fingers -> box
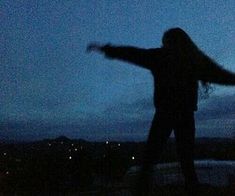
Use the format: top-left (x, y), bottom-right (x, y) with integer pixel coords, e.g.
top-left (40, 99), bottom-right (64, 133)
top-left (86, 42), bottom-right (103, 53)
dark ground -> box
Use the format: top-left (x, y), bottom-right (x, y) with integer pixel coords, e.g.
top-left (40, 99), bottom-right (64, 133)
top-left (0, 136), bottom-right (234, 195)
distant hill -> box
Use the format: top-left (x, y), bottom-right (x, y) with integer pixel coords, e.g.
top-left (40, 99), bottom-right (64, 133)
top-left (1, 135), bottom-right (234, 144)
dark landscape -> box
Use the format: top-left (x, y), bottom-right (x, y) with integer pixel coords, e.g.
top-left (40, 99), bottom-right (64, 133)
top-left (1, 136), bottom-right (235, 195)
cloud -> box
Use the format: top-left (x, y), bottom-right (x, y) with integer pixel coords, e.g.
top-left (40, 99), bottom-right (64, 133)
top-left (2, 94), bottom-right (235, 141)
top-left (0, 96), bottom-right (155, 141)
top-left (104, 97), bottom-right (155, 120)
top-left (195, 94), bottom-right (235, 137)
top-left (196, 94), bottom-right (235, 120)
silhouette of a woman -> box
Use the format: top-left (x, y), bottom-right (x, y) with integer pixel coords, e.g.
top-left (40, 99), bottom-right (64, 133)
top-left (87, 28), bottom-right (235, 195)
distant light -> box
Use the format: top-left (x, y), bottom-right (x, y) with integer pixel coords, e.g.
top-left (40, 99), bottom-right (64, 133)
top-left (61, 142), bottom-right (64, 144)
top-left (71, 143), bottom-right (74, 146)
top-left (48, 143), bottom-right (51, 146)
top-left (118, 143), bottom-right (121, 146)
top-left (103, 154), bottom-right (106, 158)
top-left (6, 171), bottom-right (9, 175)
top-left (80, 146), bottom-right (83, 150)
top-left (3, 153), bottom-right (7, 156)
top-left (74, 148), bottom-right (78, 151)
top-left (132, 156), bottom-right (135, 160)
top-left (106, 141), bottom-right (109, 145)
top-left (68, 149), bottom-right (71, 152)
top-left (69, 156), bottom-right (72, 160)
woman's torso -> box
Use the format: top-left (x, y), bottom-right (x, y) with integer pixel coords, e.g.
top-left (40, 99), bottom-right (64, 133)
top-left (150, 49), bottom-right (198, 112)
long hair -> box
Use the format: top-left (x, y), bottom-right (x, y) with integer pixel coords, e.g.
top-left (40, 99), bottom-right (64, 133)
top-left (162, 27), bottom-right (214, 98)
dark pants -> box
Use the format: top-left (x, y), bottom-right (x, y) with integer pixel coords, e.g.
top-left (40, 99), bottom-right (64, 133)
top-left (136, 111), bottom-right (199, 195)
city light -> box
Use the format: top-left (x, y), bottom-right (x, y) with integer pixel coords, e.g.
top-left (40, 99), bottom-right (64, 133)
top-left (6, 171), bottom-right (9, 175)
top-left (132, 156), bottom-right (135, 160)
top-left (106, 141), bottom-right (109, 145)
top-left (71, 143), bottom-right (74, 146)
top-left (69, 156), bottom-right (72, 160)
top-left (118, 143), bottom-right (121, 146)
top-left (3, 152), bottom-right (7, 156)
top-left (48, 143), bottom-right (51, 146)
top-left (74, 148), bottom-right (78, 151)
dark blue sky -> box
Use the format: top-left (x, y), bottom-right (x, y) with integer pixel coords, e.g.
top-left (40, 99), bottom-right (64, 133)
top-left (1, 0), bottom-right (235, 141)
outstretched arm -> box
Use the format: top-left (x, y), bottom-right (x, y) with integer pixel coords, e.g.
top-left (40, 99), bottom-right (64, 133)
top-left (87, 43), bottom-right (158, 69)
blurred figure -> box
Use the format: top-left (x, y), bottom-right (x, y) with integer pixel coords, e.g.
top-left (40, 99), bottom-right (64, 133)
top-left (87, 27), bottom-right (235, 195)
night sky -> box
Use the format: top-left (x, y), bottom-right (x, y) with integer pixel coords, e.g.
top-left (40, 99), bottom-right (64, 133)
top-left (1, 0), bottom-right (235, 141)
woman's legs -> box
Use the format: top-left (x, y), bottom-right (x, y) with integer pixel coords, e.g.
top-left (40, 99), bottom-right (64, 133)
top-left (136, 112), bottom-right (173, 196)
top-left (174, 112), bottom-right (199, 195)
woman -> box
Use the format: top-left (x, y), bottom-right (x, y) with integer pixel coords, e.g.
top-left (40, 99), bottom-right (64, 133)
top-left (87, 27), bottom-right (235, 195)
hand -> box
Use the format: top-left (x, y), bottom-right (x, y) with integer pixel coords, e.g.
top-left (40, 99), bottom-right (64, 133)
top-left (86, 42), bottom-right (103, 53)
